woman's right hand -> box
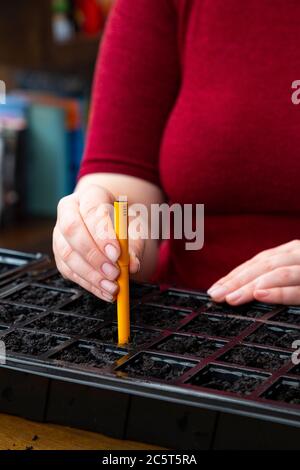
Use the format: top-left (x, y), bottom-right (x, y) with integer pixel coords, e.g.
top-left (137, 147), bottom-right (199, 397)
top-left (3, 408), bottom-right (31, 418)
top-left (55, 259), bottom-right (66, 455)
top-left (53, 184), bottom-right (143, 302)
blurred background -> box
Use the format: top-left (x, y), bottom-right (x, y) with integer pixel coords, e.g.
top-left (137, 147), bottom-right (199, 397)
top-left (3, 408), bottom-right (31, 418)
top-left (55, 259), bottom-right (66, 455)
top-left (0, 0), bottom-right (114, 255)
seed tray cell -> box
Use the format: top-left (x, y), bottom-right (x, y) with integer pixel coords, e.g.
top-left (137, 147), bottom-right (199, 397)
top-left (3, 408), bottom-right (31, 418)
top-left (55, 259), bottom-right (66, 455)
top-left (26, 311), bottom-right (102, 337)
top-left (50, 340), bottom-right (127, 370)
top-left (0, 303), bottom-right (43, 326)
top-left (203, 301), bottom-right (273, 319)
top-left (61, 293), bottom-right (114, 319)
top-left (146, 289), bottom-right (207, 311)
top-left (188, 365), bottom-right (268, 396)
top-left (87, 322), bottom-right (162, 348)
top-left (271, 308), bottom-right (300, 326)
top-left (131, 303), bottom-right (189, 329)
top-left (117, 352), bottom-right (197, 382)
top-left (246, 324), bottom-right (300, 349)
top-left (219, 345), bottom-right (290, 372)
top-left (1, 259), bottom-right (300, 449)
top-left (262, 378), bottom-right (300, 405)
top-left (1, 283), bottom-right (78, 310)
top-left (181, 312), bottom-right (252, 338)
top-left (43, 272), bottom-right (77, 289)
top-left (0, 249), bottom-right (47, 283)
top-left (1, 328), bottom-right (68, 357)
top-left (154, 333), bottom-right (226, 360)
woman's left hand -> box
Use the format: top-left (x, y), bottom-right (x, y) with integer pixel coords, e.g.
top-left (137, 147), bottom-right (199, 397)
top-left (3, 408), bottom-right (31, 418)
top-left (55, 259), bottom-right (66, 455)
top-left (207, 240), bottom-right (300, 306)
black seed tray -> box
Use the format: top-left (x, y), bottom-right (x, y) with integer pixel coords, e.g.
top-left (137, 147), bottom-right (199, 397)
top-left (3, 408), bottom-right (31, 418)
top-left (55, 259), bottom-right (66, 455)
top-left (0, 249), bottom-right (48, 287)
top-left (0, 263), bottom-right (300, 449)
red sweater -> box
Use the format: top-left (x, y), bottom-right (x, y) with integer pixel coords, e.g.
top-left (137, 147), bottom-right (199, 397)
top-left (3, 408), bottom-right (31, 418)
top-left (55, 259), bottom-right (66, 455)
top-left (79, 0), bottom-right (300, 290)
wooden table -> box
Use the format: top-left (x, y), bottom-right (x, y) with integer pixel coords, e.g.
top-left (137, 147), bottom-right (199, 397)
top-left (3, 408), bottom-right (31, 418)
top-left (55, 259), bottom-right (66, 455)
top-left (0, 413), bottom-right (163, 450)
top-left (0, 218), bottom-right (164, 450)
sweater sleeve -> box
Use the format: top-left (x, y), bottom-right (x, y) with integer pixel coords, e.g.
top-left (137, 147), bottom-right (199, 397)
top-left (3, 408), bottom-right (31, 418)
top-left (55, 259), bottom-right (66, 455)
top-left (78, 0), bottom-right (180, 187)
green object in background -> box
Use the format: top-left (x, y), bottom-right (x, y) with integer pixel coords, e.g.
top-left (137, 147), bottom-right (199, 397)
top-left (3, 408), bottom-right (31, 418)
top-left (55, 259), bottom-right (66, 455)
top-left (27, 104), bottom-right (70, 217)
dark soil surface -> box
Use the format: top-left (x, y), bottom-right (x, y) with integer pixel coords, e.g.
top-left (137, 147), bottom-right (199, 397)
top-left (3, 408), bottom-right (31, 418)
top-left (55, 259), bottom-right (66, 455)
top-left (88, 323), bottom-right (161, 347)
top-left (121, 353), bottom-right (194, 381)
top-left (0, 263), bottom-right (16, 274)
top-left (130, 283), bottom-right (158, 300)
top-left (156, 334), bottom-right (223, 359)
top-left (247, 325), bottom-right (300, 349)
top-left (0, 304), bottom-right (40, 326)
top-left (132, 304), bottom-right (188, 329)
top-left (220, 345), bottom-right (288, 371)
top-left (148, 291), bottom-right (205, 310)
top-left (265, 382), bottom-right (300, 405)
top-left (27, 312), bottom-right (100, 336)
top-left (3, 330), bottom-right (64, 356)
top-left (53, 342), bottom-right (125, 368)
top-left (6, 285), bottom-right (73, 309)
top-left (182, 314), bottom-right (251, 338)
top-left (204, 302), bottom-right (267, 319)
top-left (190, 367), bottom-right (264, 396)
top-left (272, 309), bottom-right (300, 325)
top-left (62, 293), bottom-right (114, 319)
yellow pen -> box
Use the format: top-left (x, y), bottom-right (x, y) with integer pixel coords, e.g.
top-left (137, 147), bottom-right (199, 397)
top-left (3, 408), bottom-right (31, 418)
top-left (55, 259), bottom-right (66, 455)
top-left (114, 196), bottom-right (130, 345)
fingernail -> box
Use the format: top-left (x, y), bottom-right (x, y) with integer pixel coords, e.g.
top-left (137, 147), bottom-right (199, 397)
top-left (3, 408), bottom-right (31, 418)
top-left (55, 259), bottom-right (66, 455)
top-left (100, 279), bottom-right (118, 295)
top-left (255, 289), bottom-right (270, 298)
top-left (105, 244), bottom-right (119, 263)
top-left (102, 262), bottom-right (119, 280)
top-left (226, 290), bottom-right (243, 304)
top-left (209, 285), bottom-right (228, 299)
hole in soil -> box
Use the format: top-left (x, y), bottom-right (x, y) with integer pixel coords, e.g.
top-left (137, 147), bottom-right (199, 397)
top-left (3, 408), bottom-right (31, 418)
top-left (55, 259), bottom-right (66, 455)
top-left (204, 301), bottom-right (269, 319)
top-left (52, 341), bottom-right (126, 369)
top-left (155, 334), bottom-right (225, 359)
top-left (220, 345), bottom-right (289, 371)
top-left (88, 323), bottom-right (161, 348)
top-left (3, 329), bottom-right (67, 356)
top-left (246, 325), bottom-right (300, 349)
top-left (5, 285), bottom-right (74, 309)
top-left (271, 308), bottom-right (300, 326)
top-left (0, 304), bottom-right (42, 326)
top-left (132, 304), bottom-right (189, 329)
top-left (26, 312), bottom-right (101, 336)
top-left (62, 293), bottom-right (114, 319)
top-left (147, 290), bottom-right (207, 310)
top-left (119, 352), bottom-right (196, 381)
top-left (189, 365), bottom-right (266, 396)
top-left (181, 313), bottom-right (252, 338)
top-left (263, 378), bottom-right (300, 405)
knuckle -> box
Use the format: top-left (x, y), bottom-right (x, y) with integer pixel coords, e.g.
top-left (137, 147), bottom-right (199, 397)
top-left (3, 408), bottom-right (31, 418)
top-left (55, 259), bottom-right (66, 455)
top-left (85, 247), bottom-right (101, 266)
top-left (278, 267), bottom-right (292, 283)
top-left (263, 258), bottom-right (274, 272)
top-left (60, 215), bottom-right (79, 237)
top-left (59, 243), bottom-right (73, 263)
top-left (57, 194), bottom-right (72, 214)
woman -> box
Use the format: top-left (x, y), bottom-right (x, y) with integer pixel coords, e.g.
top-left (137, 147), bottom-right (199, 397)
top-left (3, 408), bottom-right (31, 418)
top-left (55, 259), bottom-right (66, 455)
top-left (53, 0), bottom-right (300, 306)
